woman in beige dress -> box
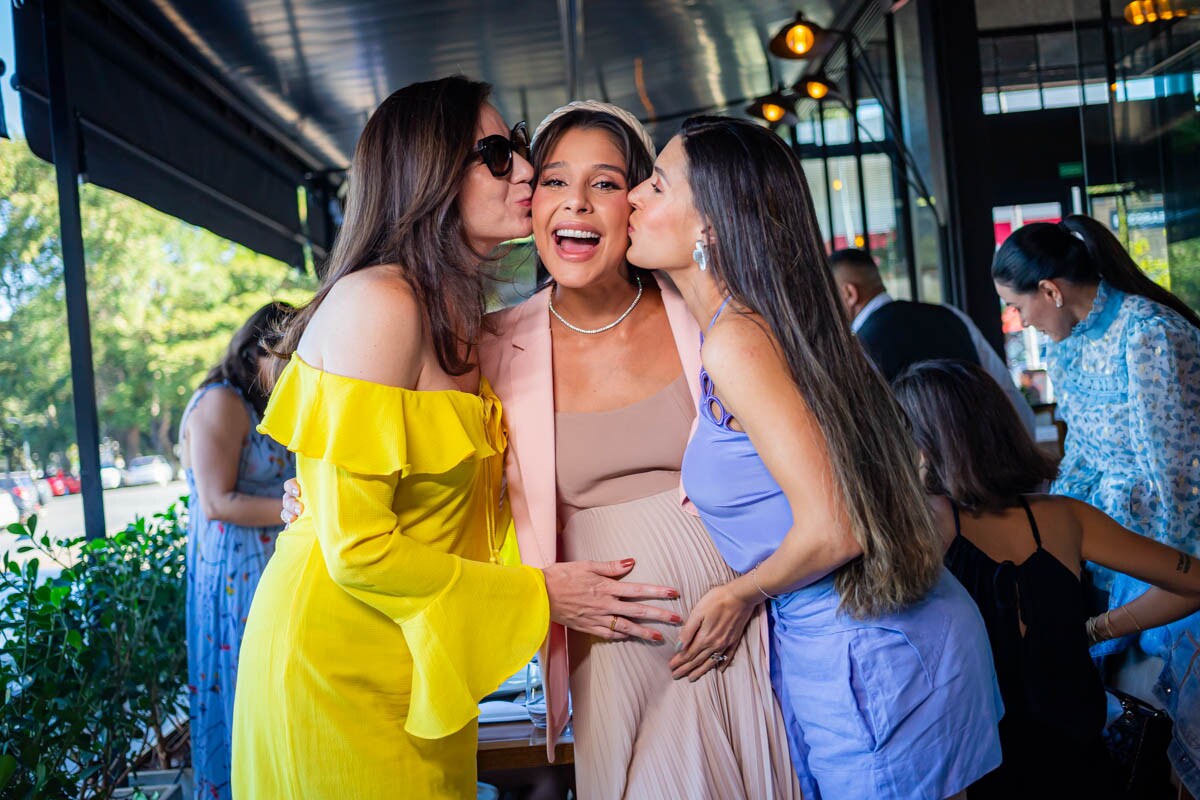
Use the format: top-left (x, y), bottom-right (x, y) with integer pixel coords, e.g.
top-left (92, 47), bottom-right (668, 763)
top-left (286, 102), bottom-right (798, 799)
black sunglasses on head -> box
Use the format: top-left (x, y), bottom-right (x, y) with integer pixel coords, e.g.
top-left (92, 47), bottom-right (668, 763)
top-left (471, 121), bottom-right (530, 178)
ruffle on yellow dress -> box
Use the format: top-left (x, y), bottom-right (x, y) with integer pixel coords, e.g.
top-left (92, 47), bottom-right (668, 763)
top-left (232, 355), bottom-right (549, 799)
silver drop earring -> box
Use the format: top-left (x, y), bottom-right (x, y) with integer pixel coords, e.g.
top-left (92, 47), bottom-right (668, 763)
top-left (693, 240), bottom-right (708, 272)
top-left (1055, 298), bottom-right (1063, 309)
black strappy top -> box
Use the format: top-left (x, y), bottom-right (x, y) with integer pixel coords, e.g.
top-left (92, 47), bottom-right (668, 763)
top-left (943, 497), bottom-right (1106, 745)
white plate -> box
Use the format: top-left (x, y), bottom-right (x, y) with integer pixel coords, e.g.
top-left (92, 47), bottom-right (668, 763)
top-left (478, 700), bottom-right (529, 724)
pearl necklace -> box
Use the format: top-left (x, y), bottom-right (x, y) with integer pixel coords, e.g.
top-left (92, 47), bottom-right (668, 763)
top-left (549, 275), bottom-right (643, 335)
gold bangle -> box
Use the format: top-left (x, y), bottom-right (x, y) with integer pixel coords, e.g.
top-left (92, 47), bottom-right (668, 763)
top-left (1119, 605), bottom-right (1143, 632)
top-left (1085, 616), bottom-right (1099, 644)
top-left (751, 565), bottom-right (778, 601)
top-left (1103, 609), bottom-right (1115, 639)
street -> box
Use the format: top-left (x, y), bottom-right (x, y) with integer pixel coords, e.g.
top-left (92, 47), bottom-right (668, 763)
top-left (37, 480), bottom-right (189, 539)
top-left (1, 481), bottom-right (189, 575)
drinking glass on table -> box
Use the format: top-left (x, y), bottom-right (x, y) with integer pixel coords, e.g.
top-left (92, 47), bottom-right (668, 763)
top-left (524, 656), bottom-right (547, 728)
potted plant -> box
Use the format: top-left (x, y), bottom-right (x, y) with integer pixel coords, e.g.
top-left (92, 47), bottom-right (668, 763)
top-left (0, 501), bottom-right (189, 798)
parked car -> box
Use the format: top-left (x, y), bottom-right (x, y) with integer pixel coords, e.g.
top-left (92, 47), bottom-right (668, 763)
top-left (122, 455), bottom-right (174, 487)
top-left (0, 491), bottom-right (19, 527)
top-left (100, 463), bottom-right (123, 490)
top-left (46, 469), bottom-right (82, 496)
top-left (0, 471), bottom-right (44, 519)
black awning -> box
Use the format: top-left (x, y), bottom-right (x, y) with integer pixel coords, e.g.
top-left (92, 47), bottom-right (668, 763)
top-left (13, 0), bottom-right (339, 267)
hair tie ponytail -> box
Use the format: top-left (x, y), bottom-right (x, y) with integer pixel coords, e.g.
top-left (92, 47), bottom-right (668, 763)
top-left (1055, 219), bottom-right (1085, 242)
top-left (1060, 215), bottom-right (1200, 331)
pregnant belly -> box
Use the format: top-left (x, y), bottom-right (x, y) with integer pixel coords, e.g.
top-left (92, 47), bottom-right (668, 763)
top-left (560, 489), bottom-right (738, 654)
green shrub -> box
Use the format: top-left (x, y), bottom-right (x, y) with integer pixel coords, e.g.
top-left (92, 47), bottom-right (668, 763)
top-left (0, 501), bottom-right (188, 799)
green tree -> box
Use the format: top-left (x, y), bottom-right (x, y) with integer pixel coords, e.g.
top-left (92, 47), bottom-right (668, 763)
top-left (0, 140), bottom-right (317, 471)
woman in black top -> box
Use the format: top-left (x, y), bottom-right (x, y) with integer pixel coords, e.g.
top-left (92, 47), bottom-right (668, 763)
top-left (893, 359), bottom-right (1200, 799)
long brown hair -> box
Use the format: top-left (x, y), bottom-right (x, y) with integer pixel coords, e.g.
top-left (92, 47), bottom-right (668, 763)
top-left (893, 359), bottom-right (1058, 513)
top-left (993, 214), bottom-right (1200, 331)
top-left (202, 301), bottom-right (295, 415)
top-left (679, 116), bottom-right (942, 618)
top-left (276, 76), bottom-right (499, 375)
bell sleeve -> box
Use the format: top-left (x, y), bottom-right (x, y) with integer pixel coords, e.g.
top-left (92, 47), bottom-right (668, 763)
top-left (258, 358), bottom-right (550, 739)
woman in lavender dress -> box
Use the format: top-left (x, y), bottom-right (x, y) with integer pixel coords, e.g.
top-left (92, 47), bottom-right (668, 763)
top-left (626, 117), bottom-right (1003, 799)
top-left (181, 302), bottom-right (295, 800)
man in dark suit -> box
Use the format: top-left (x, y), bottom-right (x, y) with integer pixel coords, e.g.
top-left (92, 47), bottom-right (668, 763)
top-left (830, 248), bottom-right (1036, 433)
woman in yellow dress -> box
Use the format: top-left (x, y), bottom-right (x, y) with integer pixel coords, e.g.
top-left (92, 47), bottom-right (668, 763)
top-left (231, 77), bottom-right (680, 799)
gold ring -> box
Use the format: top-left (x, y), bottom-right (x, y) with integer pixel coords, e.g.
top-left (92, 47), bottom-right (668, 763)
top-left (609, 616), bottom-right (619, 632)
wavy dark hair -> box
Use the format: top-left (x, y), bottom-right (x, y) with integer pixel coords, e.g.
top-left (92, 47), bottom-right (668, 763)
top-left (275, 76), bottom-right (501, 376)
top-left (893, 359), bottom-right (1058, 513)
top-left (679, 116), bottom-right (942, 618)
top-left (201, 301), bottom-right (295, 415)
top-left (993, 214), bottom-right (1200, 331)
top-left (530, 108), bottom-right (655, 290)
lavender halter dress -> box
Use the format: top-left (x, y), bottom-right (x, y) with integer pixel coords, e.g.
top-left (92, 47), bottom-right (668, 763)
top-left (680, 300), bottom-right (1004, 799)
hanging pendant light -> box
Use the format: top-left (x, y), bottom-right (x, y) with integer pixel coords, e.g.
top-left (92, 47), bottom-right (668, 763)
top-left (769, 13), bottom-right (826, 59)
top-left (746, 89), bottom-right (795, 124)
top-left (795, 75), bottom-right (838, 100)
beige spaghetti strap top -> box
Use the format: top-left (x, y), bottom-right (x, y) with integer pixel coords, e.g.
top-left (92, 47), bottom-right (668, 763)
top-left (554, 373), bottom-right (694, 524)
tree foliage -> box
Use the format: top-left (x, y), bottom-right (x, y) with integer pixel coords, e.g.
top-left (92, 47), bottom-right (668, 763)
top-left (0, 141), bottom-right (317, 470)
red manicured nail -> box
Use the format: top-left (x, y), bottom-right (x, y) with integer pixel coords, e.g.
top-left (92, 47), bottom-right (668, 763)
top-left (653, 632), bottom-right (664, 642)
top-left (670, 614), bottom-right (682, 624)
top-left (668, 590), bottom-right (680, 599)
top-left (621, 559), bottom-right (635, 568)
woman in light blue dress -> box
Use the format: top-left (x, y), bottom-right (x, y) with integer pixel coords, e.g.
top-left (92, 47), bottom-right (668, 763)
top-left (626, 117), bottom-right (1002, 799)
top-left (181, 302), bottom-right (295, 800)
top-left (994, 216), bottom-right (1200, 796)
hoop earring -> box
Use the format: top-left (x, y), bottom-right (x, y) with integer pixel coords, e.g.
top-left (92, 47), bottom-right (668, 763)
top-left (693, 240), bottom-right (708, 272)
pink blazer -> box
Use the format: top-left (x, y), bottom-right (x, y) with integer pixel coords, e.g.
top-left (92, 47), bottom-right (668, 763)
top-left (478, 272), bottom-right (702, 759)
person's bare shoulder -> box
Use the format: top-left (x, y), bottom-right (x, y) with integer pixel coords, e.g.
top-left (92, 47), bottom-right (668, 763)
top-left (190, 385), bottom-right (249, 425)
top-left (701, 312), bottom-right (788, 399)
top-left (307, 265), bottom-right (424, 388)
top-left (187, 386), bottom-right (251, 441)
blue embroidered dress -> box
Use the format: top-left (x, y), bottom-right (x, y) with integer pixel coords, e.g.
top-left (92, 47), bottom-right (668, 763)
top-left (1049, 281), bottom-right (1200, 792)
top-left (183, 382), bottom-right (294, 800)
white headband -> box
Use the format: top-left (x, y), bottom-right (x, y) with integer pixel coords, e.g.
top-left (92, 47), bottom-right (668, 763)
top-left (531, 100), bottom-right (657, 160)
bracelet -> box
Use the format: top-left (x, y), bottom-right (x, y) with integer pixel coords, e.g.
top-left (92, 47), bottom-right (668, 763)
top-left (750, 565), bottom-right (778, 601)
top-left (1103, 609), bottom-right (1115, 639)
top-left (1119, 605), bottom-right (1144, 632)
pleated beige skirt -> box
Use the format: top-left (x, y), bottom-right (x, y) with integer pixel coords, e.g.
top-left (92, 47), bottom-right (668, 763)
top-left (561, 489), bottom-right (802, 800)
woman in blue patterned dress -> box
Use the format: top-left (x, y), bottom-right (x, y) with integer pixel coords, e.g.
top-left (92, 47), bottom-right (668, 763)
top-left (994, 215), bottom-right (1200, 796)
top-left (181, 302), bottom-right (296, 800)
top-left (626, 117), bottom-right (1003, 800)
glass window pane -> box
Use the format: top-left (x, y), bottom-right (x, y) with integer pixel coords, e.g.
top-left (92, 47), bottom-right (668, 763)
top-left (1037, 31), bottom-right (1078, 69)
top-left (822, 107), bottom-right (854, 146)
top-left (994, 35), bottom-right (1039, 84)
top-left (1042, 84), bottom-right (1083, 108)
top-left (855, 101), bottom-right (886, 143)
top-left (862, 153), bottom-right (909, 299)
top-left (999, 88), bottom-right (1043, 112)
top-left (827, 156), bottom-right (863, 248)
top-left (801, 158), bottom-right (831, 248)
top-left (795, 119), bottom-right (818, 145)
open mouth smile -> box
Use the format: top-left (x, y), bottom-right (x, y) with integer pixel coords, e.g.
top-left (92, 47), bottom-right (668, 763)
top-left (552, 224), bottom-right (603, 260)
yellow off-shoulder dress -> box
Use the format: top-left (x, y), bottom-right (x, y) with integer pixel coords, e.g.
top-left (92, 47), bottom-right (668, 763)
top-left (231, 355), bottom-right (549, 799)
